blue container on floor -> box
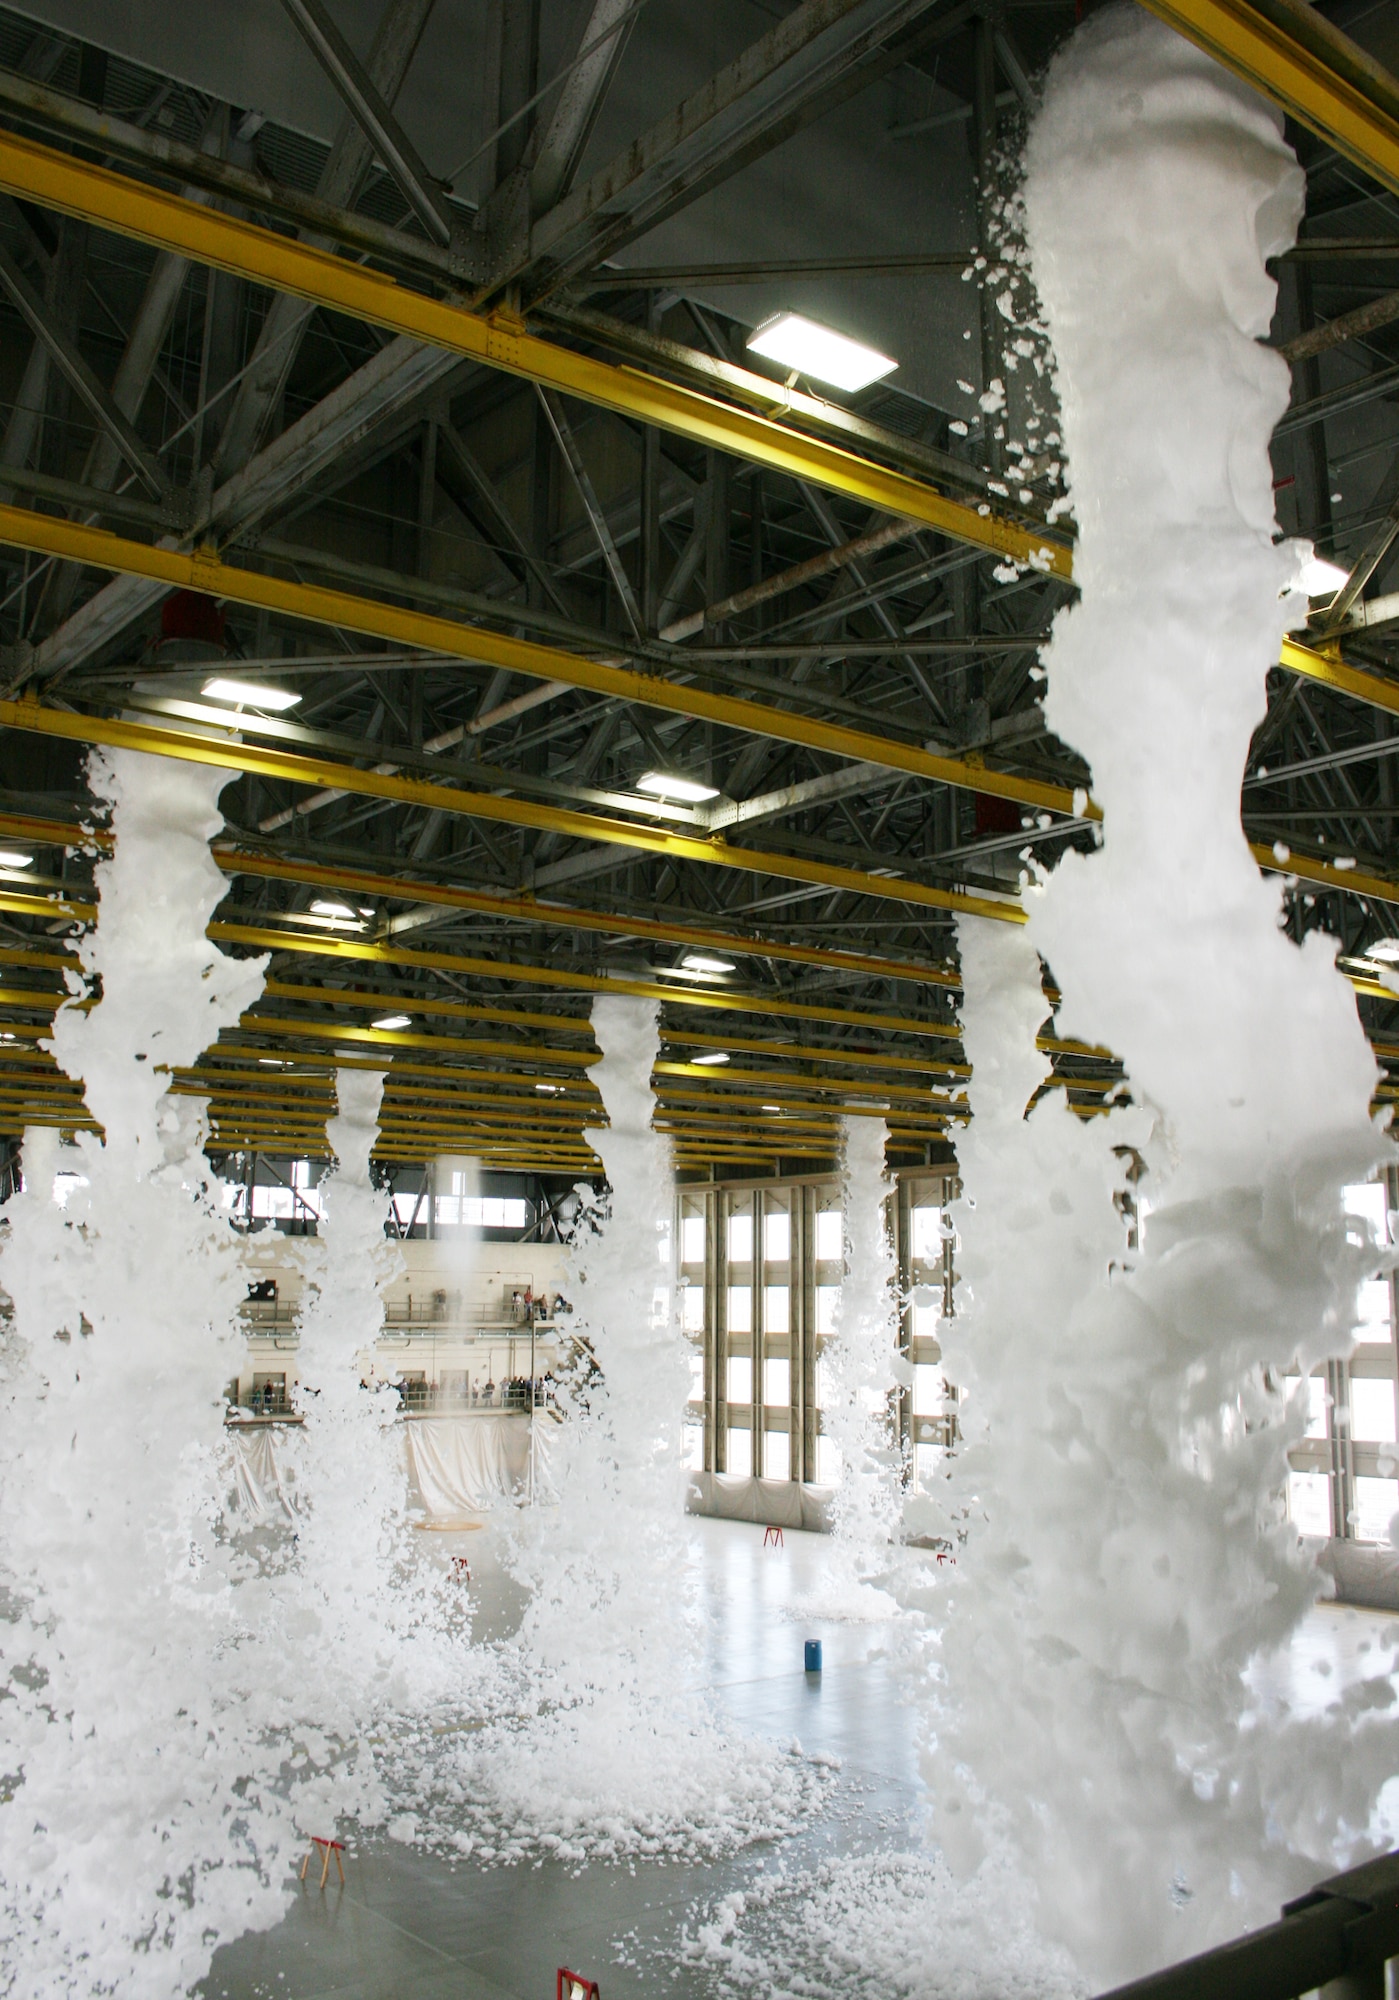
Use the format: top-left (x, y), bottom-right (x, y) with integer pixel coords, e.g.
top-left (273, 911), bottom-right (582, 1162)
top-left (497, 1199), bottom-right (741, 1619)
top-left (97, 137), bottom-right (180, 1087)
top-left (804, 1640), bottom-right (822, 1673)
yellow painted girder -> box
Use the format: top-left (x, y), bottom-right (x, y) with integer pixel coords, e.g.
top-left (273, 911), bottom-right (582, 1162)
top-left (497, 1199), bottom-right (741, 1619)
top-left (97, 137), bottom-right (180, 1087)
top-left (1138, 0), bottom-right (1399, 197)
top-left (210, 923), bottom-right (965, 1040)
top-left (195, 1092), bottom-right (595, 1129)
top-left (0, 128), bottom-right (1069, 576)
top-left (222, 849), bottom-right (964, 992)
top-left (1252, 840), bottom-right (1399, 908)
top-left (656, 1090), bottom-right (949, 1128)
top-left (0, 688), bottom-right (1028, 923)
top-left (665, 1027), bottom-right (970, 1078)
top-left (0, 884), bottom-right (91, 923)
top-left (1279, 637), bottom-right (1399, 719)
top-left (195, 1041), bottom-right (593, 1089)
top-left (0, 944), bottom-right (80, 971)
top-left (261, 980), bottom-right (595, 1038)
top-left (655, 1059), bottom-right (961, 1105)
top-left (238, 1010), bottom-right (608, 1077)
top-left (0, 813), bottom-right (966, 994)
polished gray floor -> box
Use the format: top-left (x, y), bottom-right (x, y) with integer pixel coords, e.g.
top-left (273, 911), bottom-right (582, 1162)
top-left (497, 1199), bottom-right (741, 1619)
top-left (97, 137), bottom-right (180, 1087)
top-left (201, 1520), bottom-right (1397, 2000)
top-left (202, 1517), bottom-right (923, 2000)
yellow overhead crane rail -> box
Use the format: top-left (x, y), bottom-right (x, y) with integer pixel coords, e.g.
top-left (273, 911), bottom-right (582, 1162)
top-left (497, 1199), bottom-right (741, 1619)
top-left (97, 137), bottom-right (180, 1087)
top-left (208, 924), bottom-right (966, 1041)
top-left (0, 692), bottom-right (1025, 923)
top-left (0, 921), bottom-right (971, 1047)
top-left (1280, 635), bottom-right (1399, 720)
top-left (215, 848), bottom-right (966, 991)
top-left (0, 811), bottom-right (967, 992)
top-left (1139, 0), bottom-right (1399, 197)
top-left (0, 503), bottom-right (1081, 838)
top-left (1252, 840), bottom-right (1399, 909)
top-left (0, 127), bottom-right (1070, 577)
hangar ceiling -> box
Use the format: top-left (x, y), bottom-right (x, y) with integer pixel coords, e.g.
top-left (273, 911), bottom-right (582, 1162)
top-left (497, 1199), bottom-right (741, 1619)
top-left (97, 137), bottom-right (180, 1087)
top-left (0, 0), bottom-right (1392, 1196)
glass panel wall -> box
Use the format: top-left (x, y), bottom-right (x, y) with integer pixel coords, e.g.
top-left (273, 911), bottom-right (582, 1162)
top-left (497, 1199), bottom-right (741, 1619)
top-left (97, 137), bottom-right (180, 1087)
top-left (1285, 1175), bottom-right (1399, 1546)
top-left (681, 1169), bottom-right (954, 1489)
top-left (683, 1168), bottom-right (1394, 1549)
top-left (677, 1190), bottom-right (707, 1475)
top-left (759, 1189), bottom-right (792, 1479)
top-left (903, 1174), bottom-right (957, 1496)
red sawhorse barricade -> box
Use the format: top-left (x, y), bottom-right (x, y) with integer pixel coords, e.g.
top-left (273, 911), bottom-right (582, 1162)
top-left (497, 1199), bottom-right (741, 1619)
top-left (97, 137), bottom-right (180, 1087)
top-left (300, 1837), bottom-right (345, 1888)
top-left (558, 1971), bottom-right (600, 2000)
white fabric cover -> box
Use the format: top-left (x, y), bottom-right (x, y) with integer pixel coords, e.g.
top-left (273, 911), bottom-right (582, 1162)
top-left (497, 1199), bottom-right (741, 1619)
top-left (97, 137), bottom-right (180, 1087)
top-left (687, 1470), bottom-right (831, 1533)
top-left (404, 1413), bottom-right (556, 1517)
top-left (228, 1423), bottom-right (296, 1523)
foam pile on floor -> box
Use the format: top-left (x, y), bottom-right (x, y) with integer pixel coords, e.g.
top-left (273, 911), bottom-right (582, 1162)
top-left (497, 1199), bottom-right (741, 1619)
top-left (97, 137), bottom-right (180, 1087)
top-left (918, 8), bottom-right (1398, 1983)
top-left (682, 1849), bottom-right (1084, 2000)
top-left (0, 752), bottom-right (294, 1997)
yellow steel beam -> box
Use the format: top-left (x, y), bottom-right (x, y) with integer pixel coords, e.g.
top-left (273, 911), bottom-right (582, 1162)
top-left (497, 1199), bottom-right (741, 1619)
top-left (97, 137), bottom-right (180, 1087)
top-left (211, 922), bottom-right (964, 1040)
top-left (261, 980), bottom-right (595, 1041)
top-left (0, 884), bottom-right (91, 923)
top-left (655, 1059), bottom-right (959, 1106)
top-left (200, 1108), bottom-right (594, 1141)
top-left (1251, 839), bottom-right (1399, 907)
top-left (226, 1086), bottom-right (600, 1121)
top-left (238, 1010), bottom-right (609, 1076)
top-left (0, 128), bottom-right (1068, 576)
top-left (195, 1041), bottom-right (596, 1089)
top-left (0, 810), bottom-right (965, 991)
top-left (0, 807), bottom-right (103, 851)
top-left (1138, 0), bottom-right (1399, 196)
top-left (1278, 636), bottom-right (1399, 718)
top-left (199, 1013), bottom-right (967, 1086)
top-left (182, 1062), bottom-right (952, 1122)
top-left (655, 1084), bottom-right (949, 1121)
top-left (666, 1027), bottom-right (969, 1077)
top-left (0, 944), bottom-right (80, 971)
top-left (218, 847), bottom-right (964, 991)
top-left (261, 981), bottom-right (599, 1053)
top-left (0, 687), bottom-right (1026, 924)
top-left (0, 507), bottom-right (1075, 835)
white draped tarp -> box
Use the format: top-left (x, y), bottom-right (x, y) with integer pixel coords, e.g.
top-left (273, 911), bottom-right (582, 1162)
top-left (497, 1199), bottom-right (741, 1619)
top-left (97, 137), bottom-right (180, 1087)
top-left (687, 1470), bottom-right (831, 1533)
top-left (227, 1423), bottom-right (297, 1523)
top-left (404, 1413), bottom-right (556, 1517)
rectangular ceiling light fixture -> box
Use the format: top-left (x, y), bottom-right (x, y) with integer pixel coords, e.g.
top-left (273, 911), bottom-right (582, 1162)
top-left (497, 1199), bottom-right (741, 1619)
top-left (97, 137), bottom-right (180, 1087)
top-left (0, 850), bottom-right (33, 867)
top-left (635, 771), bottom-right (719, 804)
top-left (746, 312), bottom-right (897, 392)
top-left (372, 1013), bottom-right (412, 1030)
top-left (681, 952), bottom-right (735, 974)
top-left (202, 677), bottom-right (302, 710)
top-left (1295, 556), bottom-right (1349, 598)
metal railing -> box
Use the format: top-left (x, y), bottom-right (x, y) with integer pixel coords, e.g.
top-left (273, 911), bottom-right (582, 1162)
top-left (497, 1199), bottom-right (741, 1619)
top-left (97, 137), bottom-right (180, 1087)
top-left (1097, 1851), bottom-right (1399, 2000)
top-left (397, 1379), bottom-right (556, 1415)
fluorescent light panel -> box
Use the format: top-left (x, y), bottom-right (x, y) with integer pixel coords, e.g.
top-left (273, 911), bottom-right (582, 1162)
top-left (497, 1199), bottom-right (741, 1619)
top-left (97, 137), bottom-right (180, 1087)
top-left (1296, 556), bottom-right (1349, 597)
top-left (691, 1050), bottom-right (730, 1065)
top-left (681, 952), bottom-right (734, 974)
top-left (746, 312), bottom-right (897, 392)
top-left (0, 850), bottom-right (32, 867)
top-left (635, 770), bottom-right (719, 804)
top-left (372, 1013), bottom-right (411, 1030)
top-left (202, 676), bottom-right (301, 710)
